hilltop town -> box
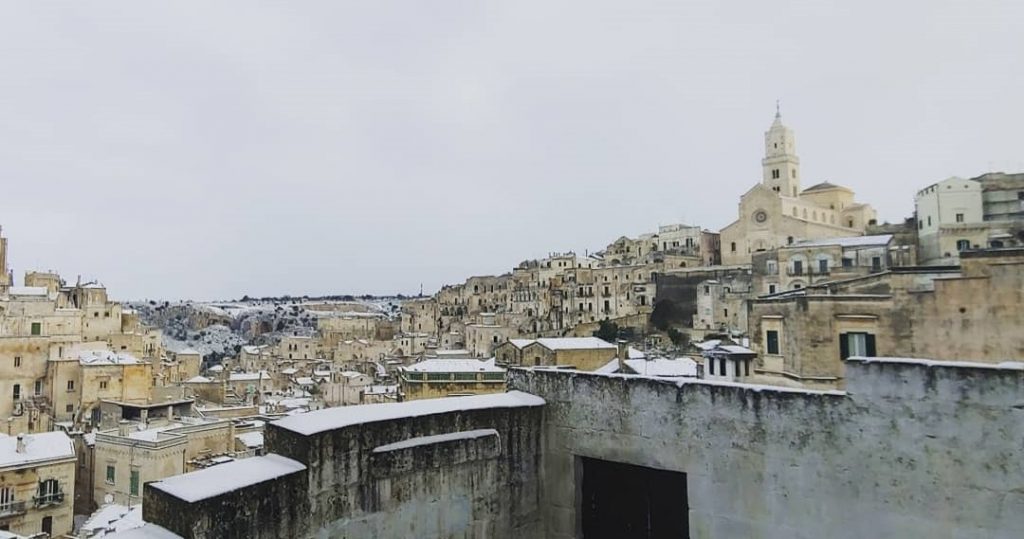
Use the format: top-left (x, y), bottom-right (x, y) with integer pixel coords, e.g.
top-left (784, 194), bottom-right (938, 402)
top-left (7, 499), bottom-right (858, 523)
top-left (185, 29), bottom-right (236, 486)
top-left (0, 111), bottom-right (1022, 538)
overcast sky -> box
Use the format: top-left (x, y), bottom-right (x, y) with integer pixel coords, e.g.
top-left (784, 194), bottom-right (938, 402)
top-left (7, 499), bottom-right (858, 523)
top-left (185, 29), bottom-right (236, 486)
top-left (0, 2), bottom-right (1020, 300)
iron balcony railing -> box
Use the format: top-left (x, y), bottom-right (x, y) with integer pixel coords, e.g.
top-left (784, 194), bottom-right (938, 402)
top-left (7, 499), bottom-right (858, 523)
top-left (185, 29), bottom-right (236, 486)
top-left (0, 500), bottom-right (27, 517)
top-left (33, 490), bottom-right (64, 508)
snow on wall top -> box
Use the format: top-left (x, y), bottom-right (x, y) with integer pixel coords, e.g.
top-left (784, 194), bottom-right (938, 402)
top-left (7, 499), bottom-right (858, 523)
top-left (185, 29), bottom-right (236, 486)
top-left (792, 234), bottom-right (893, 249)
top-left (372, 428), bottom-right (499, 453)
top-left (149, 454), bottom-right (306, 503)
top-left (273, 390), bottom-right (545, 436)
top-left (7, 286), bottom-right (48, 297)
top-left (847, 356), bottom-right (1024, 370)
top-left (624, 357), bottom-right (698, 377)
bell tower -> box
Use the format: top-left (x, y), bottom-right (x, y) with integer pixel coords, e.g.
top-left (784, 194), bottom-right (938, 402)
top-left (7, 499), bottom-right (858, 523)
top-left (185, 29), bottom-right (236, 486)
top-left (761, 103), bottom-right (801, 197)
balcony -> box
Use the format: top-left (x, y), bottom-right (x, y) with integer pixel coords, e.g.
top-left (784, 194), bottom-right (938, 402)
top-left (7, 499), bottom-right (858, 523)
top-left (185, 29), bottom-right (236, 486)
top-left (33, 491), bottom-right (64, 508)
top-left (0, 501), bottom-right (27, 518)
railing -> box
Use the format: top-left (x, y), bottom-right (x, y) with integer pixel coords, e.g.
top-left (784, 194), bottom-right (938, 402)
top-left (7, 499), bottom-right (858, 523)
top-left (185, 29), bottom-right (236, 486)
top-left (0, 500), bottom-right (27, 517)
top-left (33, 490), bottom-right (64, 508)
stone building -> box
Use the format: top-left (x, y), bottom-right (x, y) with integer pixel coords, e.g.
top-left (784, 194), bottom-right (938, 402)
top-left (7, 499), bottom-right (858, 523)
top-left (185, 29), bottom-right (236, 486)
top-left (747, 248), bottom-right (1024, 388)
top-left (89, 417), bottom-right (244, 509)
top-left (915, 172), bottom-right (1024, 264)
top-left (495, 337), bottom-right (618, 371)
top-left (399, 358), bottom-right (506, 400)
top-left (464, 313), bottom-right (514, 358)
top-left (137, 358), bottom-right (1024, 538)
top-left (720, 109), bottom-right (877, 265)
top-left (0, 431), bottom-right (76, 537)
top-left (751, 234), bottom-right (897, 294)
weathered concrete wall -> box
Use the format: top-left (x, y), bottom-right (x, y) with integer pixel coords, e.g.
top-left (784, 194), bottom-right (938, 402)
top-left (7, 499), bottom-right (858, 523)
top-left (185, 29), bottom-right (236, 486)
top-left (144, 394), bottom-right (544, 539)
top-left (509, 359), bottom-right (1024, 539)
top-left (268, 403), bottom-right (544, 538)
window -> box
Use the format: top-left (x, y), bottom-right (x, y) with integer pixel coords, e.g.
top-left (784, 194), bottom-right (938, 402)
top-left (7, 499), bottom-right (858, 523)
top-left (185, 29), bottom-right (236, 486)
top-left (730, 242), bottom-right (736, 253)
top-left (719, 358), bottom-right (727, 376)
top-left (36, 478), bottom-right (59, 506)
top-left (744, 360), bottom-right (750, 376)
top-left (99, 381), bottom-right (108, 390)
top-left (30, 323), bottom-right (40, 336)
top-left (956, 239), bottom-right (970, 251)
top-left (766, 261), bottom-right (777, 275)
top-left (34, 380), bottom-right (41, 396)
top-left (871, 256), bottom-right (882, 271)
top-left (66, 381), bottom-right (75, 392)
top-left (818, 259), bottom-right (829, 274)
top-left (13, 357), bottom-right (20, 368)
top-left (840, 332), bottom-right (877, 360)
top-left (792, 260), bottom-right (803, 275)
top-left (766, 330), bottom-right (780, 355)
top-left (772, 169), bottom-right (780, 179)
top-left (955, 213), bottom-right (964, 223)
top-left (768, 284), bottom-right (777, 294)
top-left (42, 516), bottom-right (52, 536)
top-left (704, 286), bottom-right (710, 295)
top-left (66, 404), bottom-right (73, 413)
top-left (842, 257), bottom-right (853, 268)
top-left (0, 486), bottom-right (15, 513)
top-left (927, 216), bottom-right (932, 226)
top-left (12, 384), bottom-right (20, 401)
top-left (708, 359), bottom-right (714, 375)
top-left (130, 470), bottom-right (140, 496)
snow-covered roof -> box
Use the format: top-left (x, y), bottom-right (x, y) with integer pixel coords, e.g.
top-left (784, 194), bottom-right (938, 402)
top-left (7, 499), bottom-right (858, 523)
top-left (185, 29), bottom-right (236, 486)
top-left (627, 347), bottom-right (646, 359)
top-left (507, 339), bottom-right (534, 349)
top-left (229, 371), bottom-right (269, 382)
top-left (279, 368), bottom-right (298, 375)
top-left (101, 523), bottom-right (181, 539)
top-left (340, 371), bottom-right (366, 378)
top-left (80, 504), bottom-right (143, 537)
top-left (405, 358), bottom-right (504, 373)
top-left (719, 345), bottom-right (755, 355)
top-left (241, 345), bottom-right (266, 355)
top-left (534, 337), bottom-right (616, 351)
top-left (184, 376), bottom-right (212, 383)
top-left (791, 234), bottom-right (893, 249)
top-left (594, 358), bottom-right (621, 374)
top-left (693, 339), bottom-right (722, 351)
top-left (7, 286), bottom-right (48, 297)
top-left (208, 365), bottom-right (224, 372)
top-left (294, 377), bottom-right (316, 386)
top-left (176, 348), bottom-right (201, 356)
top-left (236, 431), bottom-right (264, 448)
top-left (149, 454), bottom-right (306, 503)
top-left (273, 390), bottom-right (545, 436)
top-left (0, 432), bottom-right (75, 469)
top-left (624, 358), bottom-right (698, 377)
top-left (79, 350), bottom-right (144, 366)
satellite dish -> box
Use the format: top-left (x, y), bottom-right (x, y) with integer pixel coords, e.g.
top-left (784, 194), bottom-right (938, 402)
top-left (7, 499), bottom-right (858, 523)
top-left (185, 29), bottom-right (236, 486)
top-left (104, 494), bottom-right (114, 504)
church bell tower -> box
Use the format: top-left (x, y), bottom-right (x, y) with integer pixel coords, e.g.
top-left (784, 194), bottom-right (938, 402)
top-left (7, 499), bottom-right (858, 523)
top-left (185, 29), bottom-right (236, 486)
top-left (761, 103), bottom-right (801, 197)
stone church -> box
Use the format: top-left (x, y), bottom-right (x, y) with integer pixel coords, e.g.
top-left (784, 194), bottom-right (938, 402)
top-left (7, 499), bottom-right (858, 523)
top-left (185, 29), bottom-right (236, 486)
top-left (720, 109), bottom-right (876, 265)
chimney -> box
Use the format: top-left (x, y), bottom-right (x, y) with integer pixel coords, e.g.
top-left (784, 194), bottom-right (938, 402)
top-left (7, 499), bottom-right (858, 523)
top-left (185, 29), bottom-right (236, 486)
top-left (616, 339), bottom-right (628, 372)
top-left (118, 420), bottom-right (130, 437)
top-left (15, 433), bottom-right (25, 454)
top-left (166, 404), bottom-right (174, 421)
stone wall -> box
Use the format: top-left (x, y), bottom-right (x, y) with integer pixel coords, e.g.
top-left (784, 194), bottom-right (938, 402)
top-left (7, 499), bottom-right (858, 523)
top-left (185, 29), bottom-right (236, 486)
top-left (143, 392), bottom-right (544, 538)
top-left (509, 359), bottom-right (1024, 538)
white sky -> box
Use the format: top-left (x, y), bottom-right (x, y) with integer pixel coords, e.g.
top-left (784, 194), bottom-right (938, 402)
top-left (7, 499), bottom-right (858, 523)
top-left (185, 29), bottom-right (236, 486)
top-left (0, 2), bottom-right (1020, 300)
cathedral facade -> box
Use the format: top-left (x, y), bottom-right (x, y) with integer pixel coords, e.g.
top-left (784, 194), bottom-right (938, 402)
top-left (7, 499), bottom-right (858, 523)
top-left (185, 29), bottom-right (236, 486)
top-left (720, 110), bottom-right (877, 265)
